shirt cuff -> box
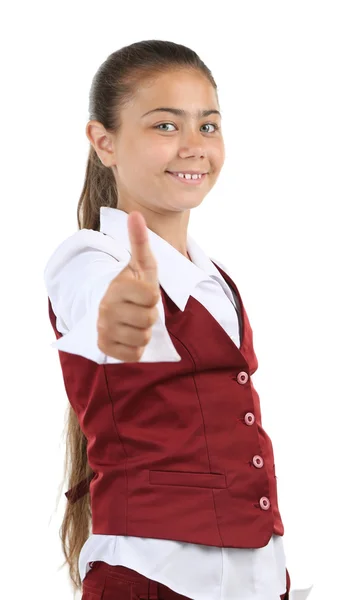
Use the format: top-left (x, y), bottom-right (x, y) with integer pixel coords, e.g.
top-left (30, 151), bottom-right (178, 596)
top-left (51, 297), bottom-right (182, 364)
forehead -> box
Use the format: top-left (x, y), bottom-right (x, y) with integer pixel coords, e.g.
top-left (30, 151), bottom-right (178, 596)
top-left (130, 69), bottom-right (219, 115)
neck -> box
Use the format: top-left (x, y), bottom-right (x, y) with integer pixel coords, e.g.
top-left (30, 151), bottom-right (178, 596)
top-left (117, 201), bottom-right (191, 259)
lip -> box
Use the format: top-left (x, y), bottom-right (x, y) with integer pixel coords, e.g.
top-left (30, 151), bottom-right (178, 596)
top-left (166, 171), bottom-right (207, 185)
top-left (167, 170), bottom-right (208, 175)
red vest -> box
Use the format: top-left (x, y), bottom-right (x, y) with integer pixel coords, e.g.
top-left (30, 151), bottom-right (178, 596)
top-left (48, 262), bottom-right (284, 548)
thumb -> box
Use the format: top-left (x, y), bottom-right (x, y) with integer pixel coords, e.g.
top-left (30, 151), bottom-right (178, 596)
top-left (127, 211), bottom-right (159, 288)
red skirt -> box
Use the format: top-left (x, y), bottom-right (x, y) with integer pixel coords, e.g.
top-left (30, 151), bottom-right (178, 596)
top-left (82, 561), bottom-right (291, 599)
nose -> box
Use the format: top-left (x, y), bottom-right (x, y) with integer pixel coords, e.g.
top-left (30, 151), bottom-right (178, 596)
top-left (178, 129), bottom-right (207, 159)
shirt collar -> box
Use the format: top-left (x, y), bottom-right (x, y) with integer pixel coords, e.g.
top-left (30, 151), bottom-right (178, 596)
top-left (99, 207), bottom-right (227, 311)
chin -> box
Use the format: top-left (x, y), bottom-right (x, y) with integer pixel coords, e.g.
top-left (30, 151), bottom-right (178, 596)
top-left (175, 195), bottom-right (207, 209)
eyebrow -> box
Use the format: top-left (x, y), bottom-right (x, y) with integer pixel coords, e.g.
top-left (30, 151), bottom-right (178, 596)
top-left (141, 107), bottom-right (222, 119)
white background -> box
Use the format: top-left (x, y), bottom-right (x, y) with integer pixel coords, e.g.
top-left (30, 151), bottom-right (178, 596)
top-left (1, 1), bottom-right (345, 598)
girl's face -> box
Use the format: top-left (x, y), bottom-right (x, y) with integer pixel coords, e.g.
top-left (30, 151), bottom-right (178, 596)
top-left (110, 69), bottom-right (225, 215)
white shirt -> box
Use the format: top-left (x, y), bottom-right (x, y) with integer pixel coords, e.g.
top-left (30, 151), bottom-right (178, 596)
top-left (44, 207), bottom-right (312, 600)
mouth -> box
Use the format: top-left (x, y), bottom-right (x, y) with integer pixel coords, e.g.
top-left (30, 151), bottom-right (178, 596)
top-left (165, 171), bottom-right (208, 186)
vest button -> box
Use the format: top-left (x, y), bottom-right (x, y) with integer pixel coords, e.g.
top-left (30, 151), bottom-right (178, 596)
top-left (253, 455), bottom-right (264, 468)
top-left (259, 496), bottom-right (271, 510)
top-left (237, 371), bottom-right (249, 384)
top-left (244, 412), bottom-right (255, 425)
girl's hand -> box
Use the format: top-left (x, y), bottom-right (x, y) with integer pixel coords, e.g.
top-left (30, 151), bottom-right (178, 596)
top-left (97, 211), bottom-right (160, 362)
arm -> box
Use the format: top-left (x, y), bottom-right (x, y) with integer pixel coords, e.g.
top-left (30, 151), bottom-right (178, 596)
top-left (44, 229), bottom-right (181, 364)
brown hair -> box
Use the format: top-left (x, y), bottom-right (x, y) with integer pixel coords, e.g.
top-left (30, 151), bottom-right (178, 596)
top-left (61, 39), bottom-right (218, 595)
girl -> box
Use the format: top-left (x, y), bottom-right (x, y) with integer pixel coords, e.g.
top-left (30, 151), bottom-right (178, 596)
top-left (44, 39), bottom-right (305, 600)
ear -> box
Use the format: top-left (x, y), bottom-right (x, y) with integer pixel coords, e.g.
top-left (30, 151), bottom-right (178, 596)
top-left (85, 120), bottom-right (117, 167)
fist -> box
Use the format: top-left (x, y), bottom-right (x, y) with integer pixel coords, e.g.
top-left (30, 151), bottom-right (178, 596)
top-left (97, 211), bottom-right (161, 362)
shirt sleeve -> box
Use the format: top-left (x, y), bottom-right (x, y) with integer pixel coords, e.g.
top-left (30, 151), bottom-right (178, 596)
top-left (43, 229), bottom-right (181, 364)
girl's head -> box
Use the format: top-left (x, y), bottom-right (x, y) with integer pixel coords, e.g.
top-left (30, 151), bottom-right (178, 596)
top-left (79, 39), bottom-right (225, 230)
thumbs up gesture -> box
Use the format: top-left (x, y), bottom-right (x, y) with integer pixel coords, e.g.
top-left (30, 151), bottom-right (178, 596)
top-left (97, 211), bottom-right (161, 362)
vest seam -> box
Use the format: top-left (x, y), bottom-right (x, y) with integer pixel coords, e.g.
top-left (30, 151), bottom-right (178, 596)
top-left (102, 364), bottom-right (129, 533)
top-left (169, 330), bottom-right (224, 547)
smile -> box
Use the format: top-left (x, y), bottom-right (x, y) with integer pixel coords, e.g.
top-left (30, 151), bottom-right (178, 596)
top-left (166, 172), bottom-right (207, 185)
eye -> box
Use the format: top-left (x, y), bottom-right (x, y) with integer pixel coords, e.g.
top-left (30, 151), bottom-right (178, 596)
top-left (154, 122), bottom-right (220, 133)
top-left (155, 123), bottom-right (176, 132)
top-left (201, 123), bottom-right (220, 133)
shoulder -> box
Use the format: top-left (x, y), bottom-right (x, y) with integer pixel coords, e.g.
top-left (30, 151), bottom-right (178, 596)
top-left (43, 229), bottom-right (129, 279)
top-left (209, 256), bottom-right (231, 276)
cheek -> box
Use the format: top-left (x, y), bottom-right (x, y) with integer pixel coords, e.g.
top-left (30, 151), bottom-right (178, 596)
top-left (145, 137), bottom-right (173, 165)
top-left (120, 138), bottom-right (152, 178)
top-left (213, 143), bottom-right (225, 170)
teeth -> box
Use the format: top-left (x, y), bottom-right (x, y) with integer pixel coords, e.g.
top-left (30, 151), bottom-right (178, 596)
top-left (177, 173), bottom-right (202, 179)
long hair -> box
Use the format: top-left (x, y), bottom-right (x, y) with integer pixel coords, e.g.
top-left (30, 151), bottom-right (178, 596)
top-left (61, 39), bottom-right (218, 595)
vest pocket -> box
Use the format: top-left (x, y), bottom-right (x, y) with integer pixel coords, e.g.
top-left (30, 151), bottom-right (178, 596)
top-left (149, 469), bottom-right (226, 488)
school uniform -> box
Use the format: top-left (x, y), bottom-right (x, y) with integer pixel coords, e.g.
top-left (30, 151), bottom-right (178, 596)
top-left (44, 207), bottom-right (311, 600)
